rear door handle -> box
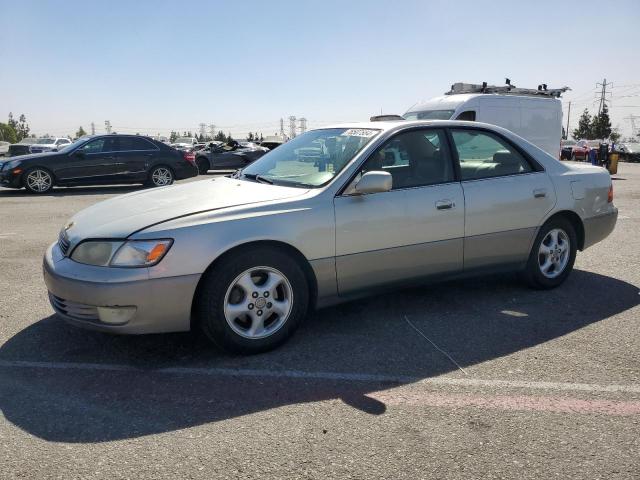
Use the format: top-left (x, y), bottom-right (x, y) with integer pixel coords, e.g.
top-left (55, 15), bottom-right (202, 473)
top-left (435, 199), bottom-right (454, 210)
top-left (533, 188), bottom-right (547, 198)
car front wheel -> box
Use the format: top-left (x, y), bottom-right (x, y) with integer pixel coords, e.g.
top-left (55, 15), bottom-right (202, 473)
top-left (522, 217), bottom-right (577, 289)
top-left (24, 168), bottom-right (54, 194)
top-left (195, 247), bottom-right (309, 354)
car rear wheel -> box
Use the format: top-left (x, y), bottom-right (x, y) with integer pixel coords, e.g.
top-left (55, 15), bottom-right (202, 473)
top-left (147, 166), bottom-right (174, 187)
top-left (196, 157), bottom-right (210, 175)
top-left (195, 247), bottom-right (309, 354)
top-left (521, 217), bottom-right (577, 289)
top-left (24, 168), bottom-right (54, 194)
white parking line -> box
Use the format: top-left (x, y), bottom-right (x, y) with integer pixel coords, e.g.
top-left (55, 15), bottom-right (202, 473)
top-left (1, 359), bottom-right (639, 394)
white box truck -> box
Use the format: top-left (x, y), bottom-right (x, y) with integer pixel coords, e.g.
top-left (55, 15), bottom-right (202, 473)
top-left (404, 82), bottom-right (569, 158)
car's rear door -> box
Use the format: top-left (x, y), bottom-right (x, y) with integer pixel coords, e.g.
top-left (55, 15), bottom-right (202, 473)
top-left (114, 136), bottom-right (159, 181)
top-left (54, 137), bottom-right (119, 182)
top-left (334, 128), bottom-right (465, 294)
top-left (449, 127), bottom-right (556, 271)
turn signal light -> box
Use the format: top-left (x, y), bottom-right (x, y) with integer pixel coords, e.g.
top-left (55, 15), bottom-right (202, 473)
top-left (607, 185), bottom-right (613, 203)
top-left (147, 243), bottom-right (169, 263)
top-left (12, 168), bottom-right (23, 174)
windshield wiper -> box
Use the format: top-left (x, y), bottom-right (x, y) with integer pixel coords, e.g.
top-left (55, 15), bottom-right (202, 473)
top-left (243, 173), bottom-right (273, 184)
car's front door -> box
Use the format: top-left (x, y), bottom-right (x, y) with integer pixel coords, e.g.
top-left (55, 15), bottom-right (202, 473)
top-left (449, 128), bottom-right (557, 270)
top-left (54, 137), bottom-right (119, 183)
top-left (114, 136), bottom-right (159, 180)
top-left (334, 128), bottom-right (465, 294)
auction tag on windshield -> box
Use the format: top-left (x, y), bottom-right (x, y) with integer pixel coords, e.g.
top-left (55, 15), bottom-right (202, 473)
top-left (342, 129), bottom-right (376, 137)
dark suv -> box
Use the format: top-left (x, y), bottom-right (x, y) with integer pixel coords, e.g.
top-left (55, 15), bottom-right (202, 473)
top-left (0, 134), bottom-right (198, 194)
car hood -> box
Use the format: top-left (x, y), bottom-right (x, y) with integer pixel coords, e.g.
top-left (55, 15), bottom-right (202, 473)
top-left (64, 177), bottom-right (309, 243)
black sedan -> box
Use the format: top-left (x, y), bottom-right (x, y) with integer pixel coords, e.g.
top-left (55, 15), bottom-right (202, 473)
top-left (0, 134), bottom-right (198, 194)
top-left (194, 141), bottom-right (268, 174)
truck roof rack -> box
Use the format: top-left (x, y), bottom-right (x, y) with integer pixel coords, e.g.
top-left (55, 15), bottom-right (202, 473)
top-left (445, 80), bottom-right (570, 98)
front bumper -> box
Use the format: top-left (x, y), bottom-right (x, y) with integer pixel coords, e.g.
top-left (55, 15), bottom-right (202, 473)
top-left (0, 169), bottom-right (23, 188)
top-left (43, 242), bottom-right (201, 334)
top-left (583, 208), bottom-right (618, 249)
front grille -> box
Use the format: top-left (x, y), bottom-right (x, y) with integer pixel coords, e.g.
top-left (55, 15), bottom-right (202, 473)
top-left (58, 230), bottom-right (70, 256)
top-left (49, 294), bottom-right (99, 322)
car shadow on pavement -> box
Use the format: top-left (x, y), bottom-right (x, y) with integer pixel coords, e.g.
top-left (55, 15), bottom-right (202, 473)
top-left (0, 269), bottom-right (638, 443)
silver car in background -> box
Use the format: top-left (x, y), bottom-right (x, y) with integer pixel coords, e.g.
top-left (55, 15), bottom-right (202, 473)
top-left (43, 120), bottom-right (617, 353)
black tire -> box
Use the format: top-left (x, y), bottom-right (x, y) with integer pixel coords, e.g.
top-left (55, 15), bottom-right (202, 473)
top-left (23, 167), bottom-right (54, 194)
top-left (521, 217), bottom-right (577, 289)
top-left (195, 247), bottom-right (309, 354)
top-left (570, 152), bottom-right (576, 161)
top-left (196, 157), bottom-right (210, 175)
top-left (146, 165), bottom-right (174, 187)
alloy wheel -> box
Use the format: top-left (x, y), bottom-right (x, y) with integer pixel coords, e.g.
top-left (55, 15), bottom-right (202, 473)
top-left (26, 169), bottom-right (53, 193)
top-left (151, 167), bottom-right (173, 186)
top-left (538, 228), bottom-right (570, 278)
top-left (223, 266), bottom-right (293, 339)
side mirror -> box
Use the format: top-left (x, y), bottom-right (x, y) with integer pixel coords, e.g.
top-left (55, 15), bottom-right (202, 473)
top-left (354, 171), bottom-right (392, 195)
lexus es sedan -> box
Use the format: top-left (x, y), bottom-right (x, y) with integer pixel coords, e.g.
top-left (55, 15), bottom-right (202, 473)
top-left (43, 121), bottom-right (617, 353)
top-left (0, 134), bottom-right (198, 193)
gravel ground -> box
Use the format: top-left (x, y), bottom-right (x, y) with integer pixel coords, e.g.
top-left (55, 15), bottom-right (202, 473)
top-left (0, 164), bottom-right (638, 479)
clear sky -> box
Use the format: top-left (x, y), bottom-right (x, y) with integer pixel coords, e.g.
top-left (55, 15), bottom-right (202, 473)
top-left (1, 0), bottom-right (639, 139)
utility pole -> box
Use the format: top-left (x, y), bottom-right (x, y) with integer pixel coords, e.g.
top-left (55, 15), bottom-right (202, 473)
top-left (104, 120), bottom-right (111, 134)
top-left (209, 124), bottom-right (216, 140)
top-left (596, 78), bottom-right (613, 115)
top-left (90, 122), bottom-right (95, 135)
top-left (279, 118), bottom-right (285, 138)
top-left (565, 102), bottom-right (571, 139)
top-left (199, 123), bottom-right (206, 139)
top-left (298, 117), bottom-right (307, 135)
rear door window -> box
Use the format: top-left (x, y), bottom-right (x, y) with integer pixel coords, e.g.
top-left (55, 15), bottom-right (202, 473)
top-left (117, 137), bottom-right (157, 151)
top-left (451, 129), bottom-right (532, 181)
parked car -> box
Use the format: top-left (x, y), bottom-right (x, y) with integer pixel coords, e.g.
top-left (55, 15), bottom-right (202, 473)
top-left (618, 143), bottom-right (640, 162)
top-left (259, 135), bottom-right (286, 151)
top-left (8, 137), bottom-right (37, 156)
top-left (42, 121), bottom-right (617, 354)
top-left (29, 137), bottom-right (72, 154)
top-left (194, 140), bottom-right (267, 174)
top-left (404, 82), bottom-right (566, 158)
top-left (0, 134), bottom-right (198, 193)
top-left (172, 137), bottom-right (199, 151)
top-left (0, 141), bottom-right (9, 156)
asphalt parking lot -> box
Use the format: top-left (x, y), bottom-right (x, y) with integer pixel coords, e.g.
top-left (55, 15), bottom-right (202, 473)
top-left (0, 164), bottom-right (639, 479)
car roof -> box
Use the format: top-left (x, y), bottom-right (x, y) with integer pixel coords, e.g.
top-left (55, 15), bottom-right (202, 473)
top-left (317, 119), bottom-right (505, 133)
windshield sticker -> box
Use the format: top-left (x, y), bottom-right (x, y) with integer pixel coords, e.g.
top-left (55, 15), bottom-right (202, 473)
top-left (342, 129), bottom-right (377, 138)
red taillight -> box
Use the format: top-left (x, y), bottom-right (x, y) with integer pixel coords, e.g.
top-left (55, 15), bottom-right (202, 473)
top-left (608, 184), bottom-right (613, 203)
top-left (183, 152), bottom-right (196, 166)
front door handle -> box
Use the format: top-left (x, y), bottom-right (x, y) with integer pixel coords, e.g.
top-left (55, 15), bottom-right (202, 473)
top-left (533, 188), bottom-right (547, 198)
top-left (435, 199), bottom-right (454, 210)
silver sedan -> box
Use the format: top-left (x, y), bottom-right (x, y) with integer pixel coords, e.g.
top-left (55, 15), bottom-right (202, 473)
top-left (43, 121), bottom-right (618, 353)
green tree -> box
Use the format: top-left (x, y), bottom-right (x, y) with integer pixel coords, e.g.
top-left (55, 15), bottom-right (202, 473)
top-left (17, 114), bottom-right (30, 140)
top-left (609, 128), bottom-right (621, 144)
top-left (75, 126), bottom-right (87, 138)
top-left (214, 130), bottom-right (226, 142)
top-left (169, 131), bottom-right (178, 142)
top-left (247, 132), bottom-right (254, 141)
top-left (573, 109), bottom-right (593, 140)
top-left (592, 105), bottom-right (612, 140)
top-left (0, 122), bottom-right (18, 143)
top-left (227, 132), bottom-right (233, 142)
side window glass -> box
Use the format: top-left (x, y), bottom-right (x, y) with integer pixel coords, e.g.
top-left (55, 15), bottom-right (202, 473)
top-left (455, 111), bottom-right (476, 121)
top-left (80, 139), bottom-right (105, 154)
top-left (452, 130), bottom-right (532, 181)
top-left (130, 137), bottom-right (156, 150)
top-left (359, 129), bottom-right (453, 190)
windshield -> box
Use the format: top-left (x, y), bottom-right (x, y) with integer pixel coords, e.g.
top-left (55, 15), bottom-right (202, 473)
top-left (175, 137), bottom-right (194, 144)
top-left (403, 110), bottom-right (455, 120)
top-left (241, 128), bottom-right (380, 187)
top-left (61, 137), bottom-right (92, 152)
top-left (36, 138), bottom-right (54, 144)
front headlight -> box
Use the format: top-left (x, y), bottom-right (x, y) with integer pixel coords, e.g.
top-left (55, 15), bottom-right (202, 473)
top-left (70, 239), bottom-right (173, 267)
